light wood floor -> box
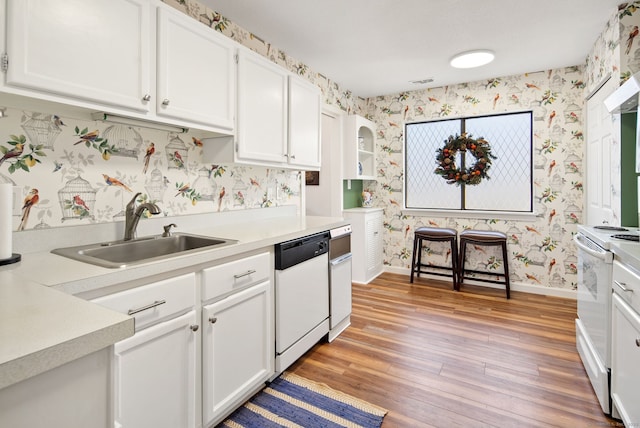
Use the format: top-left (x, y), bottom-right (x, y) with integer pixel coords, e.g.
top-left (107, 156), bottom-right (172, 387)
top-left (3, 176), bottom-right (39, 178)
top-left (289, 272), bottom-right (621, 427)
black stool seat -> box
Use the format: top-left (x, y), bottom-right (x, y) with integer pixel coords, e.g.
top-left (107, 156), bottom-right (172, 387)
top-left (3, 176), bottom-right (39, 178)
top-left (410, 227), bottom-right (458, 288)
top-left (459, 229), bottom-right (510, 299)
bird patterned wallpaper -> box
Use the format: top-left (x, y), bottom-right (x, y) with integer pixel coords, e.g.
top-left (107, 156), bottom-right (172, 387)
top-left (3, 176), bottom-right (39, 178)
top-left (1, 0), bottom-right (632, 293)
top-left (356, 3), bottom-right (635, 292)
top-left (0, 0), bottom-right (362, 233)
top-left (0, 108), bottom-right (304, 230)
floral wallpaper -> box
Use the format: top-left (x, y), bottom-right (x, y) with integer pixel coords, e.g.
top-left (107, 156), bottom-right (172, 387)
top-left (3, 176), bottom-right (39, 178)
top-left (1, 0), bottom-right (629, 294)
top-left (0, 108), bottom-right (303, 230)
top-left (1, 0), bottom-right (363, 233)
top-left (360, 66), bottom-right (586, 290)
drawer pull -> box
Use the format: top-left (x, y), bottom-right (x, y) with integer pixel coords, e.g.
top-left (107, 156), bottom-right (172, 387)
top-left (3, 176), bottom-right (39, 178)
top-left (614, 281), bottom-right (634, 293)
top-left (190, 325), bottom-right (199, 332)
top-left (234, 269), bottom-right (256, 279)
top-left (209, 317), bottom-right (218, 324)
top-left (127, 300), bottom-right (166, 315)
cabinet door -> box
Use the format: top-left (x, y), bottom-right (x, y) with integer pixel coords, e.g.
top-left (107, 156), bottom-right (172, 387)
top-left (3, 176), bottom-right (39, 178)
top-left (113, 311), bottom-right (197, 428)
top-left (236, 49), bottom-right (288, 165)
top-left (5, 0), bottom-right (151, 112)
top-left (365, 212), bottom-right (384, 279)
top-left (202, 280), bottom-right (273, 426)
top-left (156, 7), bottom-right (235, 130)
top-left (288, 75), bottom-right (321, 169)
top-left (611, 293), bottom-right (640, 426)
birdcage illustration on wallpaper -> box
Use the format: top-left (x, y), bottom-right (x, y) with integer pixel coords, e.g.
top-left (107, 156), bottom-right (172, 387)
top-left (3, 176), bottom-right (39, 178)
top-left (102, 124), bottom-right (143, 159)
top-left (58, 175), bottom-right (97, 221)
top-left (165, 134), bottom-right (189, 170)
top-left (192, 167), bottom-right (216, 202)
top-left (21, 113), bottom-right (62, 151)
top-left (145, 168), bottom-right (166, 202)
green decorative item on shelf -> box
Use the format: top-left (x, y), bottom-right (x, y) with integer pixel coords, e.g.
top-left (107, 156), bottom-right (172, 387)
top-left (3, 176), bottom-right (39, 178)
top-left (434, 133), bottom-right (496, 186)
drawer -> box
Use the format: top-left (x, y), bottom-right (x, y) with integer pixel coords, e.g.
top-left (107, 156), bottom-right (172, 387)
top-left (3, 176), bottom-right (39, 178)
top-left (612, 261), bottom-right (640, 314)
top-left (202, 252), bottom-right (271, 301)
top-left (92, 273), bottom-right (196, 331)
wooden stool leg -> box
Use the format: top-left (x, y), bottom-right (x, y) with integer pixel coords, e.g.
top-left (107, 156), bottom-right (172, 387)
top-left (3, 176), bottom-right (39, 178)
top-left (410, 236), bottom-right (419, 283)
top-left (501, 241), bottom-right (510, 299)
top-left (451, 238), bottom-right (457, 290)
top-left (458, 239), bottom-right (466, 286)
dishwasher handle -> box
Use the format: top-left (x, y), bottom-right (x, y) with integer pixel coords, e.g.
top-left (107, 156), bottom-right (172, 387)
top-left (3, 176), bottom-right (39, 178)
top-left (330, 253), bottom-right (352, 266)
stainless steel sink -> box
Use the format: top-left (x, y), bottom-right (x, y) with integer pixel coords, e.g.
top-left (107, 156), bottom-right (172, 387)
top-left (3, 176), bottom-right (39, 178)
top-left (51, 233), bottom-right (237, 268)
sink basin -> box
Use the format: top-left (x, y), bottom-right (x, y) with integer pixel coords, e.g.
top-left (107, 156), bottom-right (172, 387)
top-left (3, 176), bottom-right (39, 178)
top-left (51, 233), bottom-right (237, 268)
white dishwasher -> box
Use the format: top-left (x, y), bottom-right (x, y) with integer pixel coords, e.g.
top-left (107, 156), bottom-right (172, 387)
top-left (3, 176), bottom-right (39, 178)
top-left (274, 231), bottom-right (330, 375)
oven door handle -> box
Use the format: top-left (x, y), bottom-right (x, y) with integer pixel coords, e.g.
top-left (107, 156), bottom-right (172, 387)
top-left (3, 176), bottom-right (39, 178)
top-left (573, 234), bottom-right (613, 262)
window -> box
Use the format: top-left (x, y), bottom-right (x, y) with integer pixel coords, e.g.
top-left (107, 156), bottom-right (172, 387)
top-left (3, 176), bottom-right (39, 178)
top-left (404, 111), bottom-right (533, 213)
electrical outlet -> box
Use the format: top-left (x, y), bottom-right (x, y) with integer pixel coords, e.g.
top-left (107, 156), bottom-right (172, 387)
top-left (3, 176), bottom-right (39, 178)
top-left (12, 186), bottom-right (22, 216)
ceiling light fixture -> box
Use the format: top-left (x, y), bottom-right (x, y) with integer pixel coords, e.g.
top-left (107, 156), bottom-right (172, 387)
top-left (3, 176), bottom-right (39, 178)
top-left (450, 50), bottom-right (495, 69)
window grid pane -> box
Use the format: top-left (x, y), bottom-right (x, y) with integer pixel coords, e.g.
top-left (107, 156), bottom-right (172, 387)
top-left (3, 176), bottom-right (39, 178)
top-left (405, 111), bottom-right (533, 212)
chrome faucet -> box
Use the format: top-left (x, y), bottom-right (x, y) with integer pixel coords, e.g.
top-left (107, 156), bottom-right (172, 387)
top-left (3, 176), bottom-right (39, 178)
top-left (124, 192), bottom-right (161, 241)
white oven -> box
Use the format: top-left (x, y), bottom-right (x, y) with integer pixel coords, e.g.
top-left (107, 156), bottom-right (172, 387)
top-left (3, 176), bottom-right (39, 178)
top-left (575, 225), bottom-right (640, 415)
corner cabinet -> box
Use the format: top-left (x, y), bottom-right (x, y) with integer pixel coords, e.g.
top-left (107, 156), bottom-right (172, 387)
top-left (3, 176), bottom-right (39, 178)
top-left (205, 48), bottom-right (321, 170)
top-left (344, 115), bottom-right (377, 180)
top-left (2, 0), bottom-right (235, 134)
top-left (343, 208), bottom-right (384, 283)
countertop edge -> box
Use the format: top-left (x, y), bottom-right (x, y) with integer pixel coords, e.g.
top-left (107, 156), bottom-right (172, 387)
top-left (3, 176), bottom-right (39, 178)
top-left (1, 215), bottom-right (348, 390)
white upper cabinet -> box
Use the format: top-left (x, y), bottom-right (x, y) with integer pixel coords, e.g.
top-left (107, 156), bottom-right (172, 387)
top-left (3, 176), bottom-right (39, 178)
top-left (2, 0), bottom-right (236, 134)
top-left (288, 75), bottom-right (321, 169)
top-left (156, 7), bottom-right (235, 130)
top-left (5, 0), bottom-right (152, 112)
top-left (226, 48), bottom-right (321, 169)
top-left (236, 48), bottom-right (289, 165)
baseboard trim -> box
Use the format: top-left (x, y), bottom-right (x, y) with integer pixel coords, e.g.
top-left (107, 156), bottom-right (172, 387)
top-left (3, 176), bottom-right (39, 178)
top-left (383, 266), bottom-right (576, 300)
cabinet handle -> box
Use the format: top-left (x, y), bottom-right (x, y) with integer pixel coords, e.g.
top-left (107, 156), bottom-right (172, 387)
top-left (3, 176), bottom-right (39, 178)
top-left (614, 280), bottom-right (634, 292)
top-left (290, 154), bottom-right (296, 160)
top-left (234, 269), bottom-right (256, 279)
top-left (162, 99), bottom-right (170, 106)
top-left (142, 94), bottom-right (151, 102)
top-left (127, 299), bottom-right (166, 315)
top-left (636, 338), bottom-right (640, 347)
top-left (209, 317), bottom-right (218, 324)
top-left (190, 325), bottom-right (199, 332)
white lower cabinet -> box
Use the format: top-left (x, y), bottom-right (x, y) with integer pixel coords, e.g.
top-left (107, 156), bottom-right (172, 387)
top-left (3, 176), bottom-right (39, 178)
top-left (113, 310), bottom-right (198, 428)
top-left (92, 251), bottom-right (275, 427)
top-left (202, 280), bottom-right (273, 426)
top-left (91, 273), bottom-right (198, 428)
top-left (343, 208), bottom-right (384, 283)
top-left (611, 291), bottom-right (640, 426)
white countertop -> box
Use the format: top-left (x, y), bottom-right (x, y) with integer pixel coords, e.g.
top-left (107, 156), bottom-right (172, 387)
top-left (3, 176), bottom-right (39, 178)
top-left (1, 211), bottom-right (348, 389)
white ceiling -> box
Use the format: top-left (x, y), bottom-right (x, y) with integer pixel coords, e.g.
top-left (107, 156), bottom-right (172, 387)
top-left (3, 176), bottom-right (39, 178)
top-left (201, 0), bottom-right (621, 98)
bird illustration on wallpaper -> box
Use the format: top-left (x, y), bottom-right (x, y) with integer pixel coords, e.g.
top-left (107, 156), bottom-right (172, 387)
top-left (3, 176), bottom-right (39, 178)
top-left (73, 127), bottom-right (118, 160)
top-left (18, 188), bottom-right (39, 231)
top-left (102, 174), bottom-right (132, 192)
top-left (142, 142), bottom-right (155, 174)
top-left (0, 134), bottom-right (46, 173)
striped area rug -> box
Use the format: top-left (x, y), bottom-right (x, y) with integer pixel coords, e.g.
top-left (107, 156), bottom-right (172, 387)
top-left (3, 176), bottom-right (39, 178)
top-left (218, 372), bottom-right (387, 428)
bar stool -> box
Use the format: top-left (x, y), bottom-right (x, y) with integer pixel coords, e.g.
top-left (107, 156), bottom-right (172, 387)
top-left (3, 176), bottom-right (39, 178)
top-left (410, 227), bottom-right (458, 289)
top-left (458, 229), bottom-right (510, 299)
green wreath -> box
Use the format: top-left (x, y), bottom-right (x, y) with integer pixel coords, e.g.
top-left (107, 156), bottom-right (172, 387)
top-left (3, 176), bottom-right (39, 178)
top-left (434, 133), bottom-right (497, 186)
